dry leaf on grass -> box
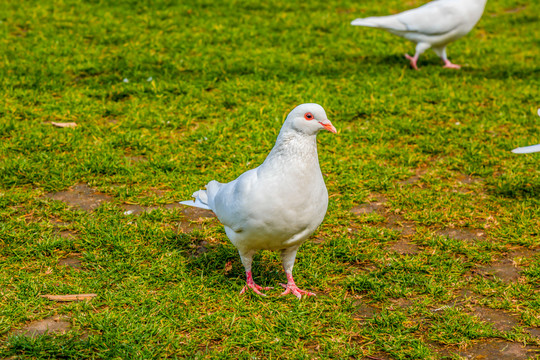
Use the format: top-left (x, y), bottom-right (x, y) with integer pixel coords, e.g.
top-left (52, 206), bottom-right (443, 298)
top-left (51, 122), bottom-right (77, 128)
top-left (41, 294), bottom-right (97, 302)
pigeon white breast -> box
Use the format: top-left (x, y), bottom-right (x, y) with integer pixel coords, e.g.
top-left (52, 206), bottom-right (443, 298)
top-left (351, 0), bottom-right (487, 70)
top-left (181, 103), bottom-right (337, 298)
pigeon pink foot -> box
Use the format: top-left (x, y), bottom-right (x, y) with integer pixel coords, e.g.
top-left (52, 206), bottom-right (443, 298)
top-left (240, 271), bottom-right (272, 296)
top-left (405, 54), bottom-right (419, 70)
top-left (443, 60), bottom-right (461, 69)
top-left (280, 273), bottom-right (316, 299)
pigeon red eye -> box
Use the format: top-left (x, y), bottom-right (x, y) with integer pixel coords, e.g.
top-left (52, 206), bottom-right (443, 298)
top-left (304, 112), bottom-right (314, 120)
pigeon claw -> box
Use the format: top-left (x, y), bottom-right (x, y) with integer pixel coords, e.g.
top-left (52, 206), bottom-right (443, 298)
top-left (443, 60), bottom-right (461, 69)
top-left (405, 54), bottom-right (419, 70)
top-left (240, 283), bottom-right (272, 297)
top-left (280, 283), bottom-right (316, 299)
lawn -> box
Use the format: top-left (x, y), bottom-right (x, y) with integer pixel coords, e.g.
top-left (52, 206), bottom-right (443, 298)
top-left (0, 0), bottom-right (539, 359)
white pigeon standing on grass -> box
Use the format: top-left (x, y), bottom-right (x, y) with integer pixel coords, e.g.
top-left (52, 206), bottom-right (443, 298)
top-left (181, 104), bottom-right (337, 298)
top-left (511, 108), bottom-right (540, 154)
top-left (351, 0), bottom-right (487, 70)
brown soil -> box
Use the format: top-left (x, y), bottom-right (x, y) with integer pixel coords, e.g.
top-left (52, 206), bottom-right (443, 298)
top-left (443, 340), bottom-right (538, 360)
top-left (353, 302), bottom-right (379, 321)
top-left (456, 174), bottom-right (483, 185)
top-left (389, 239), bottom-right (420, 255)
top-left (14, 316), bottom-right (71, 338)
top-left (121, 202), bottom-right (216, 232)
top-left (45, 183), bottom-right (112, 211)
top-left (58, 255), bottom-right (82, 269)
top-left (436, 228), bottom-right (486, 242)
top-left (351, 202), bottom-right (386, 215)
top-left (385, 213), bottom-right (416, 236)
top-left (471, 306), bottom-right (519, 332)
top-left (527, 328), bottom-right (540, 340)
top-left (398, 168), bottom-right (428, 186)
top-left (58, 230), bottom-right (77, 239)
top-left (479, 259), bottom-right (520, 282)
top-left (350, 195), bottom-right (388, 216)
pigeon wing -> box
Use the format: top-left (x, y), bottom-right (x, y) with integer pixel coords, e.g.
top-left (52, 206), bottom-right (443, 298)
top-left (395, 1), bottom-right (464, 35)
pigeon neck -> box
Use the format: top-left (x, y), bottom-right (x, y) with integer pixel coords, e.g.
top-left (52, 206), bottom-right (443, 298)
top-left (262, 130), bottom-right (319, 169)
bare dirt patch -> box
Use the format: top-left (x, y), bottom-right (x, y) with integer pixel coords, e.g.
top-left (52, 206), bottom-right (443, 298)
top-left (527, 328), bottom-right (540, 340)
top-left (436, 228), bottom-right (486, 242)
top-left (353, 302), bottom-right (379, 321)
top-left (59, 255), bottom-right (82, 269)
top-left (398, 168), bottom-right (428, 186)
top-left (49, 218), bottom-right (71, 226)
top-left (389, 298), bottom-right (414, 309)
top-left (121, 202), bottom-right (217, 233)
top-left (471, 306), bottom-right (519, 332)
top-left (46, 183), bottom-right (112, 211)
top-left (351, 202), bottom-right (385, 215)
top-left (443, 340), bottom-right (538, 360)
top-left (389, 239), bottom-right (419, 255)
top-left (121, 203), bottom-right (152, 215)
top-left (475, 247), bottom-right (539, 283)
top-left (456, 174), bottom-right (483, 185)
top-left (125, 155), bottom-right (147, 163)
top-left (176, 207), bottom-right (216, 233)
top-left (454, 288), bottom-right (482, 303)
top-left (385, 213), bottom-right (416, 236)
top-left (479, 258), bottom-right (520, 282)
top-left (350, 195), bottom-right (417, 238)
top-left (58, 230), bottom-right (77, 239)
top-left (351, 194), bottom-right (388, 215)
top-left (511, 248), bottom-right (540, 262)
top-left (452, 174), bottom-right (484, 194)
top-left (14, 316), bottom-right (71, 338)
top-left (190, 240), bottom-right (209, 258)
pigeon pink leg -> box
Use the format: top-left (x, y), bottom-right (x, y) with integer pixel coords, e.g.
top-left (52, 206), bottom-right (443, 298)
top-left (433, 46), bottom-right (461, 69)
top-left (405, 43), bottom-right (430, 70)
top-left (280, 272), bottom-right (316, 299)
top-left (405, 53), bottom-right (419, 70)
top-left (240, 271), bottom-right (272, 296)
top-left (443, 60), bottom-right (461, 69)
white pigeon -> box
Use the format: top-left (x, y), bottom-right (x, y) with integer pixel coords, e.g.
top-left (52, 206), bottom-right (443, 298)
top-left (351, 0), bottom-right (487, 70)
top-left (181, 104), bottom-right (337, 298)
top-left (512, 108), bottom-right (540, 154)
top-left (512, 144), bottom-right (540, 154)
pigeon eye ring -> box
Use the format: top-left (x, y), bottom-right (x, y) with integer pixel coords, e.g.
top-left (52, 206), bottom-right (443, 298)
top-left (304, 112), bottom-right (314, 120)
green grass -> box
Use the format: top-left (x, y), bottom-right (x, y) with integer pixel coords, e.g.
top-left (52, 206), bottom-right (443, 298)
top-left (1, 0), bottom-right (539, 358)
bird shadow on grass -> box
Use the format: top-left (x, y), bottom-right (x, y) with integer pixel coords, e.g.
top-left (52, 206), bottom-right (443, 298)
top-left (489, 182), bottom-right (540, 200)
top-left (486, 173), bottom-right (540, 199)
top-left (443, 64), bottom-right (540, 81)
top-left (166, 233), bottom-right (284, 288)
top-left (341, 53), bottom-right (411, 71)
top-left (347, 54), bottom-right (540, 80)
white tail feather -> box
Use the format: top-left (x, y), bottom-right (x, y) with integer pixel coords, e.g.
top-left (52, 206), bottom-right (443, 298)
top-left (180, 190), bottom-right (212, 210)
top-left (180, 180), bottom-right (223, 211)
top-left (351, 16), bottom-right (407, 31)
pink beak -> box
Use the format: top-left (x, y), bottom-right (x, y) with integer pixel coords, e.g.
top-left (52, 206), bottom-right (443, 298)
top-left (319, 120), bottom-right (337, 134)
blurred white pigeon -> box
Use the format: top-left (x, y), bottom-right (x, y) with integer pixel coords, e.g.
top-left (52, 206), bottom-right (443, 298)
top-left (512, 145), bottom-right (540, 154)
top-left (512, 108), bottom-right (540, 154)
top-left (181, 104), bottom-right (337, 298)
top-left (351, 0), bottom-right (487, 70)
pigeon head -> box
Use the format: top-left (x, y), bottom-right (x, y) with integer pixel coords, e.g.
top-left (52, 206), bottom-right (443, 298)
top-left (285, 103), bottom-right (337, 135)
